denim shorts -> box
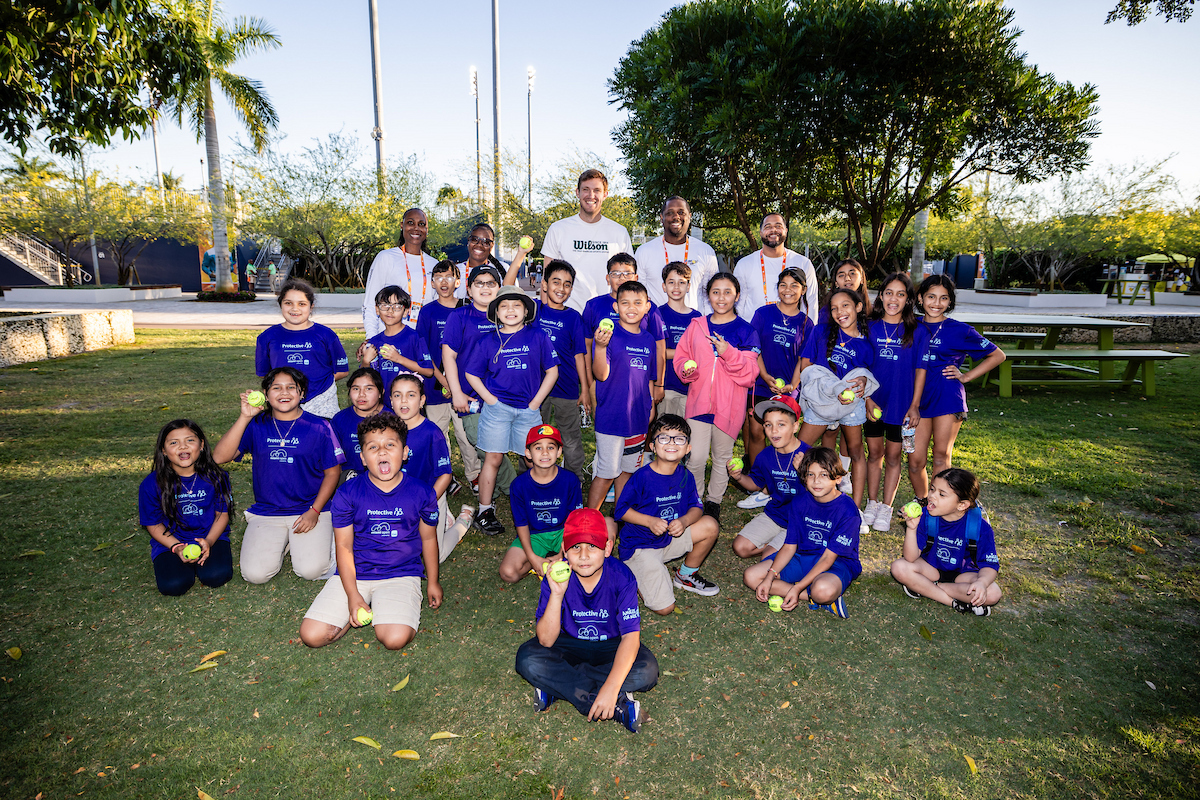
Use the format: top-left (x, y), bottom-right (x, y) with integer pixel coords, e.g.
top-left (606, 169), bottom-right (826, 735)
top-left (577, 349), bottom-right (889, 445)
top-left (803, 398), bottom-right (867, 428)
top-left (477, 399), bottom-right (542, 454)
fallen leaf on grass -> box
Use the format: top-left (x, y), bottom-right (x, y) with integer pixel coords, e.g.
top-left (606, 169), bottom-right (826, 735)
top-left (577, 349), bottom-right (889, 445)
top-left (92, 542), bottom-right (114, 551)
top-left (1130, 544), bottom-right (1146, 554)
top-left (690, 752), bottom-right (704, 761)
top-left (74, 767), bottom-right (86, 774)
top-left (429, 731), bottom-right (460, 740)
top-left (352, 736), bottom-right (381, 749)
top-left (188, 662), bottom-right (218, 674)
top-left (392, 750), bottom-right (419, 760)
top-left (17, 550), bottom-right (44, 558)
top-left (1145, 681), bottom-right (1156, 690)
top-left (964, 755), bottom-right (978, 775)
top-left (721, 694), bottom-right (731, 701)
top-left (673, 607), bottom-right (683, 615)
top-left (390, 675), bottom-right (410, 691)
top-left (199, 651), bottom-right (226, 663)
top-left (779, 701), bottom-right (790, 709)
top-left (6, 647), bottom-right (21, 660)
top-left (1151, 536), bottom-right (1164, 547)
top-left (919, 625), bottom-right (932, 641)
top-left (198, 790), bottom-right (215, 800)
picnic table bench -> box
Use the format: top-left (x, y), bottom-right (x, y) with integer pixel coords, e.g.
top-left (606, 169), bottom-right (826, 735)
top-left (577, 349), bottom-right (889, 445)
top-left (1098, 275), bottom-right (1156, 306)
top-left (995, 349), bottom-right (1187, 397)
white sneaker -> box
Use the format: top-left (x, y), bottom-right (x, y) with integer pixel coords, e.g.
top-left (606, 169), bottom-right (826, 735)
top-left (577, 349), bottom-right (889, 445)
top-left (837, 474), bottom-right (853, 494)
top-left (737, 490), bottom-right (771, 509)
top-left (860, 500), bottom-right (879, 525)
top-left (872, 503), bottom-right (893, 532)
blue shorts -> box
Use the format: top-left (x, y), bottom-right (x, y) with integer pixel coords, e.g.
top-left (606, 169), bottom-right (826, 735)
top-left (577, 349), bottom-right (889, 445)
top-left (477, 399), bottom-right (542, 454)
top-left (764, 550), bottom-right (857, 594)
top-left (803, 398), bottom-right (867, 428)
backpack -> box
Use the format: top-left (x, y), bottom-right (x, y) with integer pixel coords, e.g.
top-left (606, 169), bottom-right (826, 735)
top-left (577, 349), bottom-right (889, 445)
top-left (921, 505), bottom-right (987, 564)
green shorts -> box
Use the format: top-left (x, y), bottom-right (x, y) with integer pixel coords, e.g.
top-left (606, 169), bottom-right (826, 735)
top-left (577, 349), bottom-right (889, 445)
top-left (510, 527), bottom-right (564, 558)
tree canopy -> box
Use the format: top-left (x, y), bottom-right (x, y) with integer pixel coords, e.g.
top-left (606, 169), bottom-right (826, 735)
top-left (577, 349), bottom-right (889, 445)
top-left (1106, 0), bottom-right (1194, 24)
top-left (610, 0), bottom-right (1100, 275)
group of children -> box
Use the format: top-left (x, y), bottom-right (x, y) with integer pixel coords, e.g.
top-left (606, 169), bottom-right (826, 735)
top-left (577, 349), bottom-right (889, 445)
top-left (138, 255), bottom-right (1007, 735)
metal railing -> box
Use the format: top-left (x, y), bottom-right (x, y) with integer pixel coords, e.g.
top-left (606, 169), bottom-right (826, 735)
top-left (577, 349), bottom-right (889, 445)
top-left (0, 232), bottom-right (89, 285)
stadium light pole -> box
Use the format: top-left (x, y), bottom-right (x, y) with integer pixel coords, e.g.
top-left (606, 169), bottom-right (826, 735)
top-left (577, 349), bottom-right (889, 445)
top-left (491, 0), bottom-right (502, 246)
top-left (368, 0), bottom-right (387, 198)
top-left (471, 66), bottom-right (481, 213)
top-left (526, 66), bottom-right (535, 210)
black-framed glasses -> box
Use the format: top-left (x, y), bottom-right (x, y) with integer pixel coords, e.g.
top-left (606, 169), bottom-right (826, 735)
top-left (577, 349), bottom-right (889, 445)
top-left (655, 434), bottom-right (688, 445)
top-left (468, 235), bottom-right (494, 246)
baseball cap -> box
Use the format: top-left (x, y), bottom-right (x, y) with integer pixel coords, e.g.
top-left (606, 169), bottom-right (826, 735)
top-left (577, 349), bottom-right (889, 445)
top-left (754, 394), bottom-right (802, 420)
top-left (467, 263), bottom-right (503, 286)
top-left (562, 508), bottom-right (609, 551)
top-left (525, 424), bottom-right (563, 449)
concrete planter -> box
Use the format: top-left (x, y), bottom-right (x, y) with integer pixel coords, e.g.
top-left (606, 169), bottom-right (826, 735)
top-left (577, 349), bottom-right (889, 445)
top-left (958, 289), bottom-right (1109, 309)
top-left (130, 286), bottom-right (182, 300)
top-left (314, 292), bottom-right (367, 308)
top-left (0, 310), bottom-right (135, 367)
top-left (4, 286), bottom-right (134, 303)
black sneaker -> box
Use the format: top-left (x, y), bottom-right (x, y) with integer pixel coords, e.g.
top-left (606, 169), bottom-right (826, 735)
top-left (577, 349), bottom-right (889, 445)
top-left (673, 569), bottom-right (720, 597)
top-left (612, 692), bottom-right (640, 733)
top-left (534, 687), bottom-right (556, 712)
top-left (702, 500), bottom-right (721, 524)
top-left (902, 585), bottom-right (923, 600)
top-left (951, 599), bottom-right (973, 614)
top-left (474, 507), bottom-right (506, 536)
top-left (447, 479), bottom-right (461, 496)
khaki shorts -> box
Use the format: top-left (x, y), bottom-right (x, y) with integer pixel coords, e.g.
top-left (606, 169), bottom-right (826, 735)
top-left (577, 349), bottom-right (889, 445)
top-left (594, 432), bottom-right (645, 480)
top-left (736, 513), bottom-right (787, 552)
top-left (623, 528), bottom-right (693, 611)
top-left (304, 575), bottom-right (422, 630)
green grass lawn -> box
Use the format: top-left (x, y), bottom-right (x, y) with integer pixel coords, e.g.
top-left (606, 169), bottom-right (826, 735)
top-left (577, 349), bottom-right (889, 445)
top-left (1, 330), bottom-right (1197, 799)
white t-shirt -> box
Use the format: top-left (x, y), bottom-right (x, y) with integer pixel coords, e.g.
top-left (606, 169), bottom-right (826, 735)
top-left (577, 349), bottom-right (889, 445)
top-left (362, 247), bottom-right (439, 336)
top-left (634, 235), bottom-right (720, 313)
top-left (732, 248), bottom-right (820, 323)
top-left (540, 214), bottom-right (633, 313)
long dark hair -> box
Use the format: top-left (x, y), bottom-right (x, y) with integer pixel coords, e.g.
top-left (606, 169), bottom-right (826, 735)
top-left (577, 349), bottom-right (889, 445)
top-left (153, 419), bottom-right (234, 533)
top-left (916, 274), bottom-right (957, 315)
top-left (868, 272), bottom-right (918, 347)
top-left (822, 287), bottom-right (868, 359)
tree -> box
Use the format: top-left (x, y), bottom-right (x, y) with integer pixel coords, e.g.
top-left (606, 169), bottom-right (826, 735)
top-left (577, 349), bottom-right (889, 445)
top-left (610, 0), bottom-right (1099, 277)
top-left (91, 181), bottom-right (204, 285)
top-left (1106, 0), bottom-right (1194, 24)
top-left (167, 0), bottom-right (280, 293)
top-left (0, 1), bottom-right (205, 158)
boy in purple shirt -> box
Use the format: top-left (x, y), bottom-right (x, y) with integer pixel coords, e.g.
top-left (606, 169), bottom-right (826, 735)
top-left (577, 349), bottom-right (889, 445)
top-left (417, 260), bottom-right (470, 492)
top-left (299, 414), bottom-right (444, 651)
top-left (358, 285), bottom-right (434, 399)
top-left (657, 261), bottom-right (701, 419)
top-left (515, 508), bottom-right (658, 733)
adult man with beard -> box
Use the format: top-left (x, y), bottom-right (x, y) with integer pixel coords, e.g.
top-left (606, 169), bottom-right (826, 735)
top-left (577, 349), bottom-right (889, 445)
top-left (635, 196), bottom-right (719, 312)
top-left (732, 213), bottom-right (819, 322)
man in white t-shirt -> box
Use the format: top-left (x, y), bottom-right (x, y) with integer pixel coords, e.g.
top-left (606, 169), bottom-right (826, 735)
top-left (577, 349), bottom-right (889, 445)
top-left (540, 169), bottom-right (633, 313)
top-left (362, 208), bottom-right (439, 336)
top-left (732, 213), bottom-right (820, 322)
top-left (634, 196), bottom-right (720, 313)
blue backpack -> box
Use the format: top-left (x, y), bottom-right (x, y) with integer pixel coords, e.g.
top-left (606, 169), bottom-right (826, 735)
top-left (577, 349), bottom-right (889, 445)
top-left (921, 505), bottom-right (987, 564)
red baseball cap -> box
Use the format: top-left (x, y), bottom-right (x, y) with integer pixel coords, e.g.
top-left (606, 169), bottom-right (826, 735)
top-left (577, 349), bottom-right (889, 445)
top-left (525, 424), bottom-right (563, 448)
top-left (562, 508), bottom-right (609, 551)
top-left (754, 394), bottom-right (802, 420)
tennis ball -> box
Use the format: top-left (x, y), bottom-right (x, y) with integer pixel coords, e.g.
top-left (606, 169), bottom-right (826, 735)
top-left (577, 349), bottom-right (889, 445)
top-left (180, 543), bottom-right (202, 560)
top-left (598, 318), bottom-right (614, 332)
top-left (441, 386), bottom-right (451, 398)
top-left (246, 390), bottom-right (265, 407)
top-left (519, 235), bottom-right (534, 250)
top-left (768, 595), bottom-right (784, 612)
top-left (357, 607), bottom-right (373, 626)
top-left (774, 378), bottom-right (786, 389)
top-left (871, 407), bottom-right (883, 420)
top-left (728, 457), bottom-right (743, 472)
top-left (683, 359), bottom-right (697, 372)
top-left (903, 501), bottom-right (923, 519)
top-left (839, 388), bottom-right (855, 402)
top-left (549, 561), bottom-right (572, 583)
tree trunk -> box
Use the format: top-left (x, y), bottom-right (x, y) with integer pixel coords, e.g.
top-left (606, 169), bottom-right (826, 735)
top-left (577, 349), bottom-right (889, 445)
top-left (204, 81), bottom-right (235, 293)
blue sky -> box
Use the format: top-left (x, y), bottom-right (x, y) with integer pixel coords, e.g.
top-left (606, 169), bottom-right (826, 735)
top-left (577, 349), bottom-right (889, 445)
top-left (92, 0), bottom-right (1200, 203)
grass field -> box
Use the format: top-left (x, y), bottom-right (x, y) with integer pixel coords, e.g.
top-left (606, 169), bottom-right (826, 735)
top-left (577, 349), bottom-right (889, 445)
top-left (1, 330), bottom-right (1197, 799)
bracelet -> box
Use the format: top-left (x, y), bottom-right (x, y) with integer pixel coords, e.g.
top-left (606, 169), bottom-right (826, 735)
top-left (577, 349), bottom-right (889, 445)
top-left (767, 568), bottom-right (779, 577)
top-left (170, 542), bottom-right (185, 553)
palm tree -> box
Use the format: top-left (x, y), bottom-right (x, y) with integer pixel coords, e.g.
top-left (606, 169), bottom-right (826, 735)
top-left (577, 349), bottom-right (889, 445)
top-left (168, 0), bottom-right (280, 292)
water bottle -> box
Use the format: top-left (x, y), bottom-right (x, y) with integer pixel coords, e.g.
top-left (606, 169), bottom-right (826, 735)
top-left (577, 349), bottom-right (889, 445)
top-left (468, 399), bottom-right (480, 415)
top-left (579, 405), bottom-right (592, 429)
top-left (901, 424), bottom-right (916, 454)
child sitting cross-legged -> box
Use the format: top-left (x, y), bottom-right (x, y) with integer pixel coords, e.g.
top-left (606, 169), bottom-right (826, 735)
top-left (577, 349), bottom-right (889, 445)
top-left (613, 414), bottom-right (721, 612)
top-left (515, 508), bottom-right (658, 733)
top-left (890, 467), bottom-right (1002, 616)
top-left (743, 446), bottom-right (861, 618)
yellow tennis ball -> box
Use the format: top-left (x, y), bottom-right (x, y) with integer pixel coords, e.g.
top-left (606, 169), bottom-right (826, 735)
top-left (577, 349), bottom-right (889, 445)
top-left (871, 407), bottom-right (882, 420)
top-left (519, 235), bottom-right (534, 250)
top-left (683, 360), bottom-right (697, 372)
top-left (598, 318), bottom-right (614, 332)
top-left (549, 561), bottom-right (572, 583)
top-left (728, 457), bottom-right (743, 472)
top-left (768, 595), bottom-right (784, 612)
top-left (246, 390), bottom-right (265, 407)
top-left (839, 389), bottom-right (855, 402)
top-left (903, 501), bottom-right (923, 519)
top-left (357, 607), bottom-right (373, 626)
top-left (180, 543), bottom-right (202, 560)
top-left (441, 386), bottom-right (451, 398)
top-left (774, 378), bottom-right (786, 389)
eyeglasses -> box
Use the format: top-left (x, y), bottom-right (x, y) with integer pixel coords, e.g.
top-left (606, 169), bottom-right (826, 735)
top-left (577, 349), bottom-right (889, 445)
top-left (432, 274), bottom-right (456, 282)
top-left (376, 303), bottom-right (408, 312)
top-left (609, 271), bottom-right (636, 280)
top-left (472, 280), bottom-right (498, 289)
top-left (655, 434), bottom-right (688, 445)
top-left (468, 235), bottom-right (494, 246)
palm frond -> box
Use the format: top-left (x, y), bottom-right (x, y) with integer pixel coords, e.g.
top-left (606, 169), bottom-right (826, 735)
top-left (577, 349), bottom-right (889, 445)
top-left (212, 71), bottom-right (279, 153)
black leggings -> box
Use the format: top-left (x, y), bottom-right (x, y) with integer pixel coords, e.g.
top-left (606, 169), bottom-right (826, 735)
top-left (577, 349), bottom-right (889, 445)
top-left (152, 540), bottom-right (234, 596)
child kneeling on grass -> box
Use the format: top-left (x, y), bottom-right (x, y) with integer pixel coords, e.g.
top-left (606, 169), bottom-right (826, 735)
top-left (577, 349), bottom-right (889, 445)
top-left (515, 508), bottom-right (658, 733)
top-left (890, 467), bottom-right (1002, 616)
top-left (743, 447), bottom-right (861, 618)
top-left (299, 414), bottom-right (443, 651)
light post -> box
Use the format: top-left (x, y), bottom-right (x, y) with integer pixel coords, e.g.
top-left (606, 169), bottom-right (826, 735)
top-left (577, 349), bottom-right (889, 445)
top-left (368, 0), bottom-right (387, 198)
top-left (471, 66), bottom-right (481, 213)
top-left (526, 66), bottom-right (535, 209)
top-left (491, 0), bottom-right (502, 246)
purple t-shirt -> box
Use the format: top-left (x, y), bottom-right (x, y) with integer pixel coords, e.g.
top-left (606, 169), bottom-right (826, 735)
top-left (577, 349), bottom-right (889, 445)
top-left (615, 463), bottom-right (702, 561)
top-left (255, 323), bottom-right (349, 398)
top-left (441, 304), bottom-right (494, 411)
top-left (593, 325), bottom-right (656, 437)
top-left (401, 418), bottom-right (451, 485)
top-left (801, 324), bottom-right (876, 378)
top-left (784, 490), bottom-right (862, 578)
top-left (582, 294), bottom-right (667, 342)
top-left (916, 509), bottom-right (1001, 574)
top-left (414, 299), bottom-right (463, 408)
top-left (367, 326), bottom-right (433, 399)
top-left (509, 467), bottom-right (583, 535)
top-left (138, 471), bottom-right (231, 560)
top-left (330, 406), bottom-right (387, 474)
top-left (533, 301), bottom-right (587, 400)
top-left (463, 325), bottom-right (559, 407)
top-left (866, 319), bottom-right (930, 425)
top-left (752, 305), bottom-right (814, 398)
top-left (747, 442), bottom-right (809, 528)
top-left (536, 556), bottom-right (641, 641)
top-left (331, 473), bottom-right (439, 580)
top-left (918, 318), bottom-right (998, 418)
top-left (236, 411), bottom-right (345, 516)
top-left (659, 304), bottom-right (701, 395)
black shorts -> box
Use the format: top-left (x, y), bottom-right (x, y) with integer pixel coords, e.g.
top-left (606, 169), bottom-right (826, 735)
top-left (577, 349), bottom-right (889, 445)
top-left (936, 568), bottom-right (962, 584)
top-left (863, 419), bottom-right (902, 442)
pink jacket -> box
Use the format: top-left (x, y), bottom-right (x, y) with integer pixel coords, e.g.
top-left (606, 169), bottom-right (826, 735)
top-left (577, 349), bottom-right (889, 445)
top-left (673, 315), bottom-right (760, 438)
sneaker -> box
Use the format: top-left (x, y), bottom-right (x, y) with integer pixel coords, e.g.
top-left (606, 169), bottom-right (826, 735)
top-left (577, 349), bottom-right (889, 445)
top-left (534, 687), bottom-right (556, 712)
top-left (474, 507), bottom-right (506, 536)
top-left (901, 584), bottom-right (923, 600)
top-left (809, 597), bottom-right (848, 619)
top-left (702, 500), bottom-right (722, 524)
top-left (737, 490), bottom-right (771, 510)
top-left (952, 599), bottom-right (991, 616)
top-left (447, 479), bottom-right (461, 496)
top-left (613, 692), bottom-right (640, 733)
top-left (837, 474), bottom-right (852, 494)
top-left (673, 569), bottom-right (720, 597)
top-left (860, 500), bottom-right (879, 525)
top-left (470, 477), bottom-right (480, 495)
top-left (951, 599), bottom-right (973, 614)
top-left (872, 504), bottom-right (893, 532)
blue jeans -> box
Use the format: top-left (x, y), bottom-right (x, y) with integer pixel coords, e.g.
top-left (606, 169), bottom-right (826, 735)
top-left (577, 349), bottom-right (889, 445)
top-left (152, 540), bottom-right (234, 596)
top-left (515, 635), bottom-right (659, 716)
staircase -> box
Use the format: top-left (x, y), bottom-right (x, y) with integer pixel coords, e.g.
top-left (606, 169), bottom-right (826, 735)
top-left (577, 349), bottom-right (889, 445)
top-left (251, 239), bottom-right (294, 294)
top-left (0, 233), bottom-right (89, 285)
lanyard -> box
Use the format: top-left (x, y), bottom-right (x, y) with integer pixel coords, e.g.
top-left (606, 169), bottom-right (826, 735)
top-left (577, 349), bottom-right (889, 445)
top-left (402, 250), bottom-right (427, 316)
top-left (664, 237), bottom-right (689, 264)
top-left (760, 250), bottom-right (786, 306)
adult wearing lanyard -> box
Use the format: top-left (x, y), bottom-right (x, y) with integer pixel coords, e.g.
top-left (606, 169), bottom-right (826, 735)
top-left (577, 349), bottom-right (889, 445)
top-left (362, 208), bottom-right (436, 337)
top-left (732, 213), bottom-right (820, 323)
top-left (454, 222), bottom-right (534, 300)
top-left (635, 196), bottom-right (720, 313)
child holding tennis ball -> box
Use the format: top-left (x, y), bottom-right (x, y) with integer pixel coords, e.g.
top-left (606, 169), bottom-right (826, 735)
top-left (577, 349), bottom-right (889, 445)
top-left (358, 285), bottom-right (434, 399)
top-left (299, 414), bottom-right (444, 650)
top-left (139, 419), bottom-right (234, 596)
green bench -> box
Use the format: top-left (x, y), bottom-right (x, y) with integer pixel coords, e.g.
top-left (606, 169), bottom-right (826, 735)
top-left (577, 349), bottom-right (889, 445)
top-left (995, 349), bottom-right (1188, 397)
top-left (980, 330), bottom-right (1047, 349)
